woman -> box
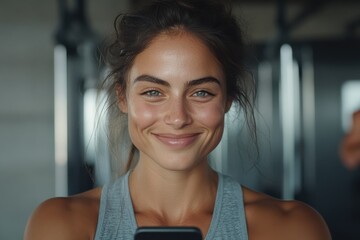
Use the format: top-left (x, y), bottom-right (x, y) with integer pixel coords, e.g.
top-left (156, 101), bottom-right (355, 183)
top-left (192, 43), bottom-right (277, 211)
top-left (25, 0), bottom-right (332, 239)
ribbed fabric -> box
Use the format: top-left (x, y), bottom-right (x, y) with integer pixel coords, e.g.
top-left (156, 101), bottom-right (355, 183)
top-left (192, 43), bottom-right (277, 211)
top-left (94, 172), bottom-right (248, 240)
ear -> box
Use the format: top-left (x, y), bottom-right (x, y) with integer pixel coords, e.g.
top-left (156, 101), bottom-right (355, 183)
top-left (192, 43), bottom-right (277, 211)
top-left (225, 97), bottom-right (233, 113)
top-left (116, 84), bottom-right (128, 113)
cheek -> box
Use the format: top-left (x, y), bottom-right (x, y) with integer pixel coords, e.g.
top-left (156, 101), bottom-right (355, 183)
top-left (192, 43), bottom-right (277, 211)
top-left (127, 100), bottom-right (159, 130)
top-left (194, 103), bottom-right (225, 128)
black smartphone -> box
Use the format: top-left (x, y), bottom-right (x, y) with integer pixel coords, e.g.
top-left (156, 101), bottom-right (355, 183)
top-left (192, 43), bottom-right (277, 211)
top-left (134, 226), bottom-right (203, 240)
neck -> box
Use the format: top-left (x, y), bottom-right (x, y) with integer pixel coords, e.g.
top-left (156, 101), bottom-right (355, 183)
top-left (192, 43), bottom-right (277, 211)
top-left (129, 158), bottom-right (218, 224)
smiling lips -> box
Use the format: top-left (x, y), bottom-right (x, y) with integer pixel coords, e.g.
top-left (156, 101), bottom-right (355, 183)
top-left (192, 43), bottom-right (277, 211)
top-left (153, 133), bottom-right (200, 148)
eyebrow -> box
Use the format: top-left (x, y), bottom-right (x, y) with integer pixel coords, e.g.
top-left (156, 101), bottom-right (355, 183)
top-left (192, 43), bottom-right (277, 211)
top-left (133, 74), bottom-right (221, 87)
top-left (187, 77), bottom-right (221, 87)
top-left (133, 75), bottom-right (170, 87)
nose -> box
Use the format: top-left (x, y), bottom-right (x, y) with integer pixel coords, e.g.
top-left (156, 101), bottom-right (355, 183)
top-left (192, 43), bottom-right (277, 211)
top-left (164, 97), bottom-right (192, 129)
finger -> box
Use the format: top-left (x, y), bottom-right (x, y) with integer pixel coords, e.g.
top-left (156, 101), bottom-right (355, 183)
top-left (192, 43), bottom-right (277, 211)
top-left (343, 150), bottom-right (360, 170)
top-left (351, 110), bottom-right (360, 133)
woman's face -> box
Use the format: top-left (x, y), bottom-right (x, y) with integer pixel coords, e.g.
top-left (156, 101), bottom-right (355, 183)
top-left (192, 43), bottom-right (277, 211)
top-left (120, 31), bottom-right (231, 172)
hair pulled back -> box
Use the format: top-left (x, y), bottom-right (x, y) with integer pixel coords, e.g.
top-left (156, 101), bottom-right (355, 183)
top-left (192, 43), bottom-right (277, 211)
top-left (102, 0), bottom-right (256, 178)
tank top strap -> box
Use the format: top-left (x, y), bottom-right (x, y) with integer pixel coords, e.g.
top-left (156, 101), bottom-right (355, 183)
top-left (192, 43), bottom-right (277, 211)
top-left (94, 172), bottom-right (137, 240)
top-left (205, 173), bottom-right (249, 240)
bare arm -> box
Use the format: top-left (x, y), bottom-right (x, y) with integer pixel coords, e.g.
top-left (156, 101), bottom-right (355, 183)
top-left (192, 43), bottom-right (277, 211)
top-left (244, 187), bottom-right (332, 240)
top-left (24, 198), bottom-right (83, 240)
top-left (282, 201), bottom-right (332, 240)
top-left (24, 190), bottom-right (99, 240)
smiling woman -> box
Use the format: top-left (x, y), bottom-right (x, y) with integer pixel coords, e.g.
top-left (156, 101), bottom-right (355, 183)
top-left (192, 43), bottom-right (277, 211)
top-left (24, 0), bottom-right (332, 240)
top-left (119, 32), bottom-right (230, 173)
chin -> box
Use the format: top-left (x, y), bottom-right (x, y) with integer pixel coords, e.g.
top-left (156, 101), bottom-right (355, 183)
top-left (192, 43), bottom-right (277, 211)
top-left (148, 152), bottom-right (204, 172)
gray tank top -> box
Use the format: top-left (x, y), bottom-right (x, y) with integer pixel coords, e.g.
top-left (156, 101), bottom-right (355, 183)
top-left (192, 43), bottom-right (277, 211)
top-left (94, 172), bottom-right (248, 239)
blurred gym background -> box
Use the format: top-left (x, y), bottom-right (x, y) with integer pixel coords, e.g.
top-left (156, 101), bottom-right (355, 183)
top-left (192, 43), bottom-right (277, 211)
top-left (0, 0), bottom-right (359, 239)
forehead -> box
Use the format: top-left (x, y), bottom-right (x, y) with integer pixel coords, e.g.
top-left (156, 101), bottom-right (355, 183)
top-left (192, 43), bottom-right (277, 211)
top-left (127, 31), bottom-right (225, 85)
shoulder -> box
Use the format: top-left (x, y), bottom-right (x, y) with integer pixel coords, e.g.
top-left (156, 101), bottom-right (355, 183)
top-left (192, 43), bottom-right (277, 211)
top-left (242, 186), bottom-right (332, 240)
top-left (24, 187), bottom-right (102, 240)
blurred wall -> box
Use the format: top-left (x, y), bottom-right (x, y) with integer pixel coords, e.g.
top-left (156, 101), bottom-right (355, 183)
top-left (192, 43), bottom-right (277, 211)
top-left (0, 0), bottom-right (127, 239)
top-left (0, 1), bottom-right (56, 239)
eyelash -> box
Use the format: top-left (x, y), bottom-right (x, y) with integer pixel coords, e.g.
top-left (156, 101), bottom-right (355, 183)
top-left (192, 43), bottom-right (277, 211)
top-left (192, 90), bottom-right (214, 98)
top-left (140, 89), bottom-right (215, 98)
top-left (141, 89), bottom-right (162, 97)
